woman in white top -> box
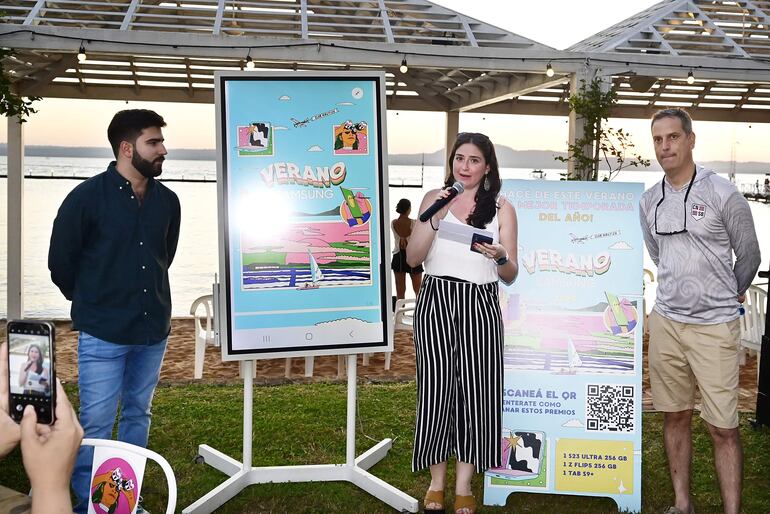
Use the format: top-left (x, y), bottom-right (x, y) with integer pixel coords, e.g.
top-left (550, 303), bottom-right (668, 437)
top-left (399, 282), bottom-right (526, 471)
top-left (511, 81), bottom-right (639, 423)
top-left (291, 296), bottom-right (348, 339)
top-left (18, 343), bottom-right (50, 396)
top-left (407, 132), bottom-right (518, 514)
top-left (391, 198), bottom-right (423, 301)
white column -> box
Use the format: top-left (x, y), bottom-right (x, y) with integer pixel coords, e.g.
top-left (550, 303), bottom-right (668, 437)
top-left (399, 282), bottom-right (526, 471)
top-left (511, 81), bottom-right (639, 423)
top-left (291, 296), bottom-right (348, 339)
top-left (7, 115), bottom-right (24, 319)
top-left (566, 67), bottom-right (610, 181)
top-left (567, 71), bottom-right (588, 180)
top-left (445, 111), bottom-right (459, 174)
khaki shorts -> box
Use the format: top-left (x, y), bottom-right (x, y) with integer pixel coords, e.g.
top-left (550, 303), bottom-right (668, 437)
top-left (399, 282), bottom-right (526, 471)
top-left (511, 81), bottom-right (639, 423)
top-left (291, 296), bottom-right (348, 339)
top-left (648, 310), bottom-right (741, 429)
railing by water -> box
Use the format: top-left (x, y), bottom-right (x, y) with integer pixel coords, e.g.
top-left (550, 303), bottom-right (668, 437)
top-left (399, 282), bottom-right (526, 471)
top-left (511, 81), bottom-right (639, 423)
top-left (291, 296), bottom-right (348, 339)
top-left (0, 172), bottom-right (216, 183)
top-left (740, 182), bottom-right (770, 203)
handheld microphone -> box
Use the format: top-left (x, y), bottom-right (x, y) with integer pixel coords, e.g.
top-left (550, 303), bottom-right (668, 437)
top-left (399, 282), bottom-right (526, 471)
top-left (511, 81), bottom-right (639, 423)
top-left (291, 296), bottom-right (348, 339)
top-left (419, 182), bottom-right (465, 222)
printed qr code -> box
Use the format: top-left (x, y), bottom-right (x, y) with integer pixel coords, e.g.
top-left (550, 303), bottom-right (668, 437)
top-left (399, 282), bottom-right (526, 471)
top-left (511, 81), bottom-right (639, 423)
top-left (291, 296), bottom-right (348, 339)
top-left (585, 384), bottom-right (635, 433)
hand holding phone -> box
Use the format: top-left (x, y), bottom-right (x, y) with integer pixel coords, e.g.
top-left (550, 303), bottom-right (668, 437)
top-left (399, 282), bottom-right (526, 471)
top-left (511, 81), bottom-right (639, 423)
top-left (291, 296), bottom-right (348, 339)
top-left (6, 320), bottom-right (56, 425)
top-left (3, 336), bottom-right (81, 514)
top-left (20, 378), bottom-right (83, 495)
top-left (470, 232), bottom-right (493, 253)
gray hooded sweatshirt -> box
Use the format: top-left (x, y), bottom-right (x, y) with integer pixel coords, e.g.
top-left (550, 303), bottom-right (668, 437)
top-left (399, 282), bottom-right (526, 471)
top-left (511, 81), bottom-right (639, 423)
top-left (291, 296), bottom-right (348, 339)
top-left (639, 165), bottom-right (761, 324)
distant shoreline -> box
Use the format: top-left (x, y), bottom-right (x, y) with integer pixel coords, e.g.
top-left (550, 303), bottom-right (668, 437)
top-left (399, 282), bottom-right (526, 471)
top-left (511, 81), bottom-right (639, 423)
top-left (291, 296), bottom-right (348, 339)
top-left (0, 144), bottom-right (215, 161)
top-left (2, 144), bottom-right (770, 173)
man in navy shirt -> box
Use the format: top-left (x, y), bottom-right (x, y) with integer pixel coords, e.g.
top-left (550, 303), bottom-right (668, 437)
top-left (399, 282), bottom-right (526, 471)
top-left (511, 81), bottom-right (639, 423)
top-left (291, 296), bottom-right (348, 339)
top-left (48, 109), bottom-right (180, 513)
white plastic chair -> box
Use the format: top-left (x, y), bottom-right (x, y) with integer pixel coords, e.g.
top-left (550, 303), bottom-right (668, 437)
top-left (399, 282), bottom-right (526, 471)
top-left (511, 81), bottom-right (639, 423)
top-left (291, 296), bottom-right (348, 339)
top-left (739, 285), bottom-right (766, 381)
top-left (191, 293), bottom-right (313, 379)
top-left (190, 294), bottom-right (379, 379)
top-left (191, 294), bottom-right (216, 379)
top-left (394, 298), bottom-right (416, 332)
top-left (643, 268), bottom-right (655, 335)
top-left (80, 438), bottom-right (177, 514)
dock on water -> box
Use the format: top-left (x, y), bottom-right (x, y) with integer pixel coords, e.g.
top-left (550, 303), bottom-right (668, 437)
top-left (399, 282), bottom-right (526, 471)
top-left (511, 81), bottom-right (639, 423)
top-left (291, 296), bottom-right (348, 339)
top-left (744, 192), bottom-right (770, 203)
top-left (740, 181), bottom-right (770, 203)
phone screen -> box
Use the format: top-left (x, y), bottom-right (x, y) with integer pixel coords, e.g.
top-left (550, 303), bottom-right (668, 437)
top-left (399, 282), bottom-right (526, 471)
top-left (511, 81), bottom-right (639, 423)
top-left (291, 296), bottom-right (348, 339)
top-left (7, 320), bottom-right (56, 424)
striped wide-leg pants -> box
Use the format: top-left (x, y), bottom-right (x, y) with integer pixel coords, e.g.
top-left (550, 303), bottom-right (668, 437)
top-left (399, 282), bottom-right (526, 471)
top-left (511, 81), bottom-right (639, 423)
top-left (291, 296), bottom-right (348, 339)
top-left (412, 274), bottom-right (503, 473)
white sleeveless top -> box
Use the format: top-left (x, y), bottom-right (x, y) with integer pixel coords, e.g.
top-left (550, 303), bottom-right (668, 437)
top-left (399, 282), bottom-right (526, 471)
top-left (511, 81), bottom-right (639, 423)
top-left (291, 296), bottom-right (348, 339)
top-left (423, 209), bottom-right (500, 284)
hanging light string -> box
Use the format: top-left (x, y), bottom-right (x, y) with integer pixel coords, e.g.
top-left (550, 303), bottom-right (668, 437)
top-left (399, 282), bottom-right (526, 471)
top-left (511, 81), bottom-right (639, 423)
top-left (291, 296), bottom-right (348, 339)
top-left (2, 28), bottom-right (768, 78)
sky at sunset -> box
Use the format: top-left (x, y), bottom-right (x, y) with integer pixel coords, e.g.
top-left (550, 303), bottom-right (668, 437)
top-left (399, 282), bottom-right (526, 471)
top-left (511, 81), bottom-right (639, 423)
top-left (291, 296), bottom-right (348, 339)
top-left (2, 0), bottom-right (769, 164)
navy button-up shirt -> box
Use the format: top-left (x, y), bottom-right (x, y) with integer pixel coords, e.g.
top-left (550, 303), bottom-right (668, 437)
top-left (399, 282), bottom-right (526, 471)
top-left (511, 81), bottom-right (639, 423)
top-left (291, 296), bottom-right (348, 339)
top-left (48, 162), bottom-right (181, 345)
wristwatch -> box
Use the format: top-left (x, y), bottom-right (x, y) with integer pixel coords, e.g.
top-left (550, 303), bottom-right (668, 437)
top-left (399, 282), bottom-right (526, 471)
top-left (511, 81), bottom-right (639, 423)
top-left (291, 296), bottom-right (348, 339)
top-left (495, 254), bottom-right (509, 266)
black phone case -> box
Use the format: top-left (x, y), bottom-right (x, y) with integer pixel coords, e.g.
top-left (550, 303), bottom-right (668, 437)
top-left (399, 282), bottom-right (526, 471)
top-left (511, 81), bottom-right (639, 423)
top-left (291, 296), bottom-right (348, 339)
top-left (6, 320), bottom-right (56, 425)
top-left (470, 232), bottom-right (493, 253)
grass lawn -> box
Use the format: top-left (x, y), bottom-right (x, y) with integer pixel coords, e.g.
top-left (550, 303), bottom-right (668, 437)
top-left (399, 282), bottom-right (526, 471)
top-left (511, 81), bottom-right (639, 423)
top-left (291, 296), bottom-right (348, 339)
top-left (1, 381), bottom-right (769, 513)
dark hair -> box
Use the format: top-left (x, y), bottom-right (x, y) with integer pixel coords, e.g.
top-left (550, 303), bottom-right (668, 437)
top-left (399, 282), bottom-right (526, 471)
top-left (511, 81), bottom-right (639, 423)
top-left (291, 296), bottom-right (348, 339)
top-left (27, 344), bottom-right (44, 375)
top-left (651, 108), bottom-right (693, 135)
top-left (107, 109), bottom-right (166, 158)
top-left (395, 198), bottom-right (411, 214)
top-left (90, 481), bottom-right (119, 514)
top-left (446, 132), bottom-right (500, 228)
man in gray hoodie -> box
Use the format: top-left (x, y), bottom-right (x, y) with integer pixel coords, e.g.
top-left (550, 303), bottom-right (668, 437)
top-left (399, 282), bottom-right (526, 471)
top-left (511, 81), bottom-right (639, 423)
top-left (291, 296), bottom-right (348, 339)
top-left (640, 108), bottom-right (761, 514)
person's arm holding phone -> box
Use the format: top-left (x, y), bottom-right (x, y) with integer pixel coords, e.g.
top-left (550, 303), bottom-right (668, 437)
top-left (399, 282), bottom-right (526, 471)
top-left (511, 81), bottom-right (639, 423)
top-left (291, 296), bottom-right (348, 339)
top-left (4, 330), bottom-right (81, 512)
top-left (495, 199), bottom-right (519, 284)
top-left (472, 198), bottom-right (519, 285)
top-left (21, 378), bottom-right (83, 514)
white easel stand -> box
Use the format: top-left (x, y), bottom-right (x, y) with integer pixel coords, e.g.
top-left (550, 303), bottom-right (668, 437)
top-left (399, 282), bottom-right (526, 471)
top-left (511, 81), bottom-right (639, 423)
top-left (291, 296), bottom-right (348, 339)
top-left (183, 355), bottom-right (419, 513)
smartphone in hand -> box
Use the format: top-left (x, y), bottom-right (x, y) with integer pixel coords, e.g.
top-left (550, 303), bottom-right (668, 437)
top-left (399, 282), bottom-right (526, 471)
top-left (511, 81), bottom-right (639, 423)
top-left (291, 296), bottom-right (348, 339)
top-left (6, 320), bottom-right (56, 424)
top-left (470, 232), bottom-right (493, 253)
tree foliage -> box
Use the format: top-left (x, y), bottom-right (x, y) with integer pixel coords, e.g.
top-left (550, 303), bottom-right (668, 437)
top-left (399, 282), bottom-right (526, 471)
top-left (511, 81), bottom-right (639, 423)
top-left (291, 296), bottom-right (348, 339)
top-left (556, 77), bottom-right (649, 181)
top-left (0, 47), bottom-right (41, 122)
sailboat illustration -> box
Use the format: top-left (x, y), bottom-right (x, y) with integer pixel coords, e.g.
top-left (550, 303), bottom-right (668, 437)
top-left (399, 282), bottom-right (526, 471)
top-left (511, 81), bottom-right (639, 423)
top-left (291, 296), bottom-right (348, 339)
top-left (566, 338), bottom-right (583, 373)
top-left (555, 337), bottom-right (583, 374)
top-left (297, 250), bottom-right (323, 290)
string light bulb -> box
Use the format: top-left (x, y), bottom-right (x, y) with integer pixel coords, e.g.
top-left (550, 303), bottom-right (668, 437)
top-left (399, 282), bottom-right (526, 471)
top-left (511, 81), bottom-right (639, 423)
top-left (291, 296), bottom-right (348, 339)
top-left (545, 63), bottom-right (554, 77)
top-left (399, 56), bottom-right (408, 73)
top-left (245, 54), bottom-right (255, 69)
top-left (686, 70), bottom-right (695, 84)
top-left (77, 44), bottom-right (87, 63)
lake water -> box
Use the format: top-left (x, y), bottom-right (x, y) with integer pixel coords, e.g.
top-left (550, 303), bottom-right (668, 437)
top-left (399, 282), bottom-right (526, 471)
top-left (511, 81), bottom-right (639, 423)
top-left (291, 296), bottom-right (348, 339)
top-left (1, 156), bottom-right (768, 318)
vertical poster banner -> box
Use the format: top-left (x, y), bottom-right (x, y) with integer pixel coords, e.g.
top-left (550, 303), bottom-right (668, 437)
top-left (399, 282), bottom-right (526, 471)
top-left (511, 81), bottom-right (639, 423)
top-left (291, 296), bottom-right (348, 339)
top-left (216, 73), bottom-right (390, 359)
top-left (483, 180), bottom-right (644, 513)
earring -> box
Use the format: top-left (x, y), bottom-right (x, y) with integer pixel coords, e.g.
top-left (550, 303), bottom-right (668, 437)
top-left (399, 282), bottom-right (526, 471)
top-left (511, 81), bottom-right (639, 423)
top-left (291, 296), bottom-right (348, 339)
top-left (483, 174), bottom-right (490, 191)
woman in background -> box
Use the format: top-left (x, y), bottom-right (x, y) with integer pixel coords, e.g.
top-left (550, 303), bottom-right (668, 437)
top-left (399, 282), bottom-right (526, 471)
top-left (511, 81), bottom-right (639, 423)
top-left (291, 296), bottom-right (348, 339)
top-left (407, 132), bottom-right (518, 514)
top-left (391, 198), bottom-right (423, 302)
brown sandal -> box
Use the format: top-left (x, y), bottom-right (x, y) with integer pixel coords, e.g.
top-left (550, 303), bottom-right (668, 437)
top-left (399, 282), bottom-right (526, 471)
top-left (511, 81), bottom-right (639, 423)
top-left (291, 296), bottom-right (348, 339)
top-left (424, 489), bottom-right (445, 513)
top-left (454, 494), bottom-right (476, 514)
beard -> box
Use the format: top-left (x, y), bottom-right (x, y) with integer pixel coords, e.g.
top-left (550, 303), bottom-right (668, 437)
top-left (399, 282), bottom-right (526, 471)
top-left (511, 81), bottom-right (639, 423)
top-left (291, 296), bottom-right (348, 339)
top-left (132, 151), bottom-right (164, 178)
